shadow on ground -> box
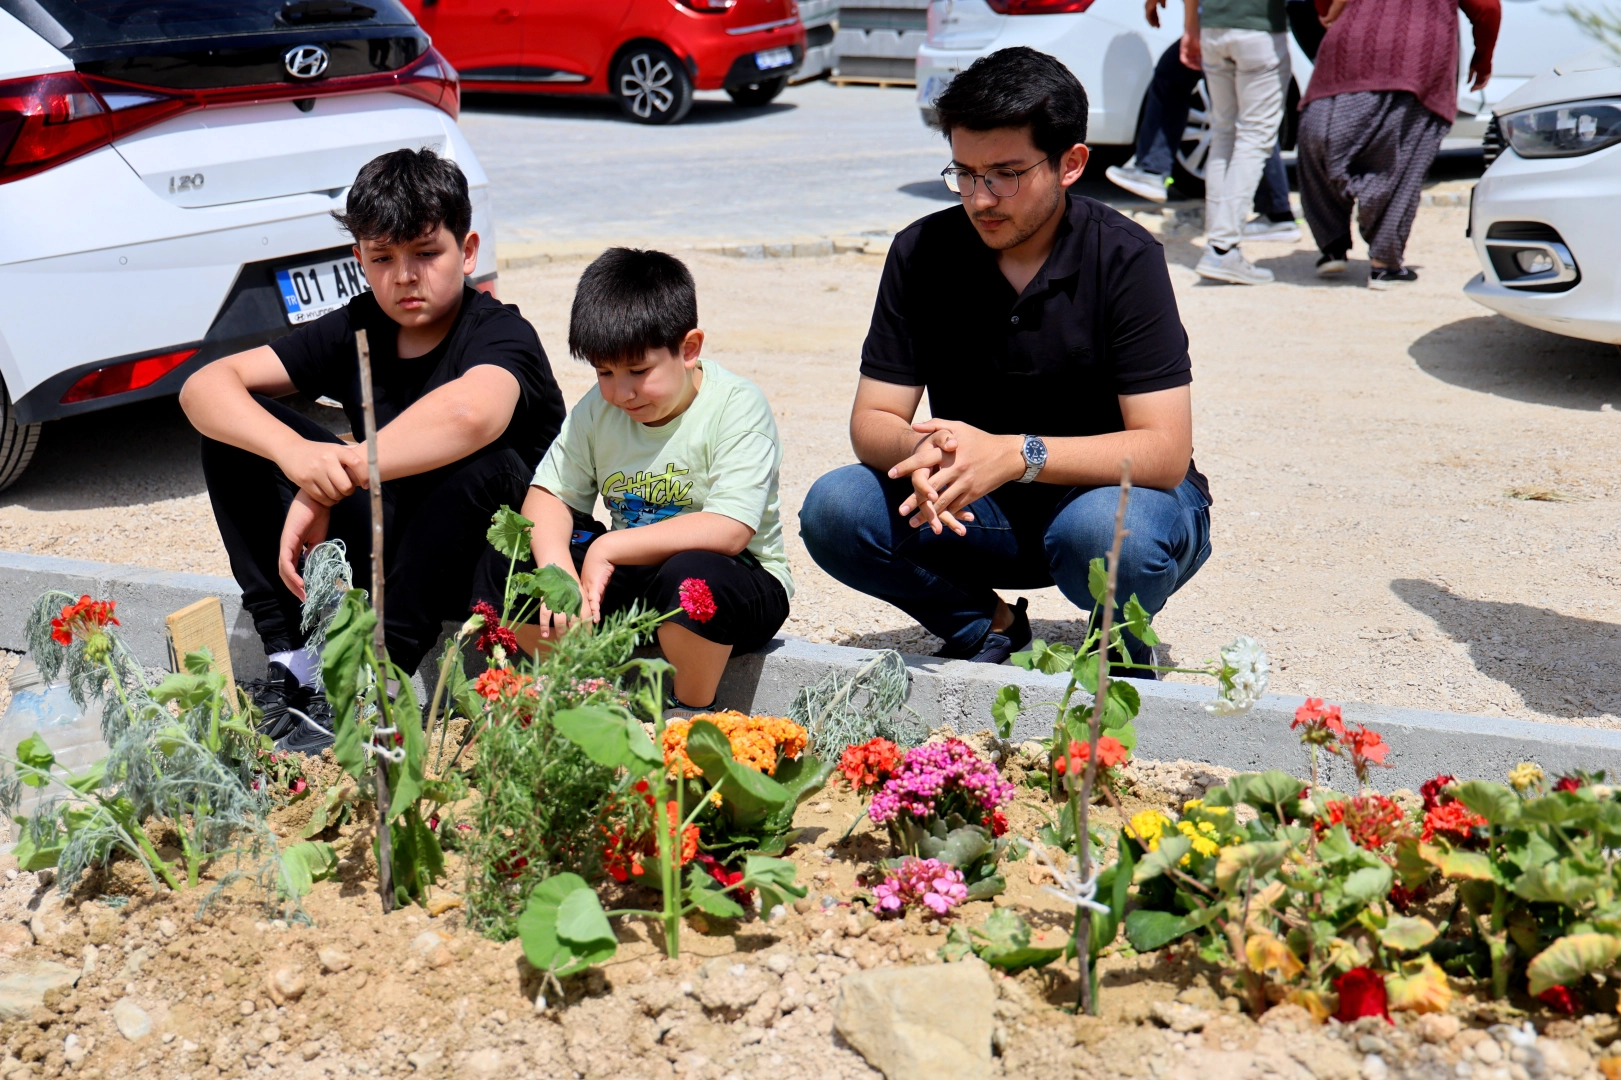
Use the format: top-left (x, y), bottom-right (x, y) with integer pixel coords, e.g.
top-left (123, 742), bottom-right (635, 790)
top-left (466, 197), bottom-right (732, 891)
top-left (1408, 315), bottom-right (1621, 410)
top-left (461, 91), bottom-right (794, 127)
top-left (841, 616), bottom-right (1093, 658)
top-left (1390, 578), bottom-right (1621, 719)
top-left (3, 397), bottom-right (205, 510)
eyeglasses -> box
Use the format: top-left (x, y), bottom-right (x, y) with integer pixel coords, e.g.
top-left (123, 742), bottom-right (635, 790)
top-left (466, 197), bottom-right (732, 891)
top-left (941, 159), bottom-right (1048, 198)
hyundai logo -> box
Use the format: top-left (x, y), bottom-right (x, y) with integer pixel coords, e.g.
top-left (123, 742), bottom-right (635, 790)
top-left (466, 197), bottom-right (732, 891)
top-left (284, 44), bottom-right (330, 80)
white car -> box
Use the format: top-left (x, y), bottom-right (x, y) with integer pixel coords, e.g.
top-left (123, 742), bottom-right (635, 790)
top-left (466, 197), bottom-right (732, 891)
top-left (1464, 47), bottom-right (1621, 344)
top-left (0, 0), bottom-right (495, 491)
top-left (914, 0), bottom-right (1594, 182)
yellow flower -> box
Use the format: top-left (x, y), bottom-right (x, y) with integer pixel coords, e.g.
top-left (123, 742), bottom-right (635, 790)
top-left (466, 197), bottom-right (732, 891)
top-left (662, 711), bottom-right (809, 779)
top-left (1129, 809), bottom-right (1172, 852)
top-left (1508, 762), bottom-right (1545, 793)
top-left (1177, 819), bottom-right (1221, 858)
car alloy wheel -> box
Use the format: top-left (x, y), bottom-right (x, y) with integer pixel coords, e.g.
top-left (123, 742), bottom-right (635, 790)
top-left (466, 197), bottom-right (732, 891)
top-left (0, 377), bottom-right (40, 492)
top-left (614, 46), bottom-right (693, 125)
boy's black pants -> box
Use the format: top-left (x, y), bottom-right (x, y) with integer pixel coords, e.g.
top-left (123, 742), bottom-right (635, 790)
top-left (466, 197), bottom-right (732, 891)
top-left (202, 395), bottom-right (530, 675)
top-left (472, 532), bottom-right (790, 656)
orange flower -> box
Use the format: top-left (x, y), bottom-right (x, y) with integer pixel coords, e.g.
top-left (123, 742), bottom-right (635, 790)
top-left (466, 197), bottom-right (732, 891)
top-left (662, 711), bottom-right (808, 778)
top-left (50, 595), bottom-right (118, 647)
top-left (1053, 736), bottom-right (1130, 775)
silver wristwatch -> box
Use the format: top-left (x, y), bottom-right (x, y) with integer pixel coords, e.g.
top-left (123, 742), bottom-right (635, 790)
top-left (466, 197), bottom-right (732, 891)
top-left (1017, 435), bottom-right (1047, 483)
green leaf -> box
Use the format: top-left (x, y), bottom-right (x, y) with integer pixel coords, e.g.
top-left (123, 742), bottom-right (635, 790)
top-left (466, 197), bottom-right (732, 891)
top-left (685, 875), bottom-right (747, 920)
top-left (387, 806), bottom-right (445, 907)
top-left (1526, 933), bottom-right (1621, 997)
top-left (1437, 849), bottom-right (1498, 882)
top-left (385, 665), bottom-right (426, 819)
top-left (517, 873), bottom-right (618, 978)
top-left (992, 686), bottom-right (1021, 740)
top-left (740, 854), bottom-right (806, 910)
top-left (924, 825), bottom-right (994, 870)
top-left (1134, 834), bottom-right (1194, 883)
top-left (553, 706), bottom-right (661, 775)
top-left (1454, 780), bottom-right (1521, 826)
top-left (939, 923), bottom-right (975, 963)
top-left (1011, 639), bottom-right (1076, 675)
top-left (1125, 909), bottom-right (1194, 951)
top-left (276, 841), bottom-right (338, 900)
top-left (1231, 772), bottom-right (1309, 818)
top-left (964, 873), bottom-right (1007, 902)
top-left (758, 755), bottom-right (835, 838)
top-left (1379, 915), bottom-right (1439, 952)
top-left (13, 733), bottom-right (54, 787)
top-left (1090, 840), bottom-right (1135, 957)
top-left (321, 590), bottom-right (376, 780)
top-left (301, 781), bottom-right (359, 839)
top-left (1121, 596), bottom-right (1162, 649)
top-left (1512, 860), bottom-right (1607, 905)
top-left (1338, 864), bottom-right (1395, 910)
top-left (686, 720), bottom-right (790, 828)
top-left (1087, 557), bottom-right (1107, 604)
top-left (1214, 840), bottom-right (1290, 893)
top-left (968, 909), bottom-right (1066, 973)
top-left (63, 760), bottom-right (106, 795)
top-left (511, 564), bottom-right (582, 618)
top-left (486, 506), bottom-right (535, 563)
top-left (10, 821), bottom-right (61, 872)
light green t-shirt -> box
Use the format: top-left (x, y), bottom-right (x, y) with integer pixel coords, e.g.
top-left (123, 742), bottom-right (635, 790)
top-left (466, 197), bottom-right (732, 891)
top-left (1200, 0), bottom-right (1286, 33)
top-left (532, 360), bottom-right (793, 598)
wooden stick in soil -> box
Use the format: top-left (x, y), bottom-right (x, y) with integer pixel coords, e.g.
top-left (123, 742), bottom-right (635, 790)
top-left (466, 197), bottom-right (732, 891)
top-left (356, 329), bottom-right (395, 913)
top-left (1075, 459), bottom-right (1131, 1017)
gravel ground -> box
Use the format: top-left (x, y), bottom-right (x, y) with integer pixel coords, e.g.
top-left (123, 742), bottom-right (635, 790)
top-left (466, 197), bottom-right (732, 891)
top-left (2, 200), bottom-right (1618, 726)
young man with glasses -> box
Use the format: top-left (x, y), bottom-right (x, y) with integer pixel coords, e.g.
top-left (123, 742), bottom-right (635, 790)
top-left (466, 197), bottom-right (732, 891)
top-left (799, 47), bottom-right (1211, 667)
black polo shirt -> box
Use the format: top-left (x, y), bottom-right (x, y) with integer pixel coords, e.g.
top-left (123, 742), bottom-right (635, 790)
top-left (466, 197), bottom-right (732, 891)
top-left (860, 192), bottom-right (1209, 500)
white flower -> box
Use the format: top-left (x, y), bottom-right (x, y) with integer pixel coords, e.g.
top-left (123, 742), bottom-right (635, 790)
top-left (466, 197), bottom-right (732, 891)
top-left (1034, 843), bottom-right (1111, 915)
top-left (1205, 636), bottom-right (1269, 715)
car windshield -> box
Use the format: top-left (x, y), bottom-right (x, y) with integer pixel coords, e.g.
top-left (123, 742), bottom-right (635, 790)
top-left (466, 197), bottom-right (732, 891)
top-left (0, 0), bottom-right (414, 49)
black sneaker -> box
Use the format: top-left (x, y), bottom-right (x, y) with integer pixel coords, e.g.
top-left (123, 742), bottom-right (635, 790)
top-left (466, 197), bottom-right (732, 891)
top-left (1316, 253), bottom-right (1348, 277)
top-left (275, 699), bottom-right (335, 755)
top-left (1368, 265), bottom-right (1418, 289)
top-left (956, 598), bottom-right (1033, 666)
top-left (247, 662), bottom-right (306, 743)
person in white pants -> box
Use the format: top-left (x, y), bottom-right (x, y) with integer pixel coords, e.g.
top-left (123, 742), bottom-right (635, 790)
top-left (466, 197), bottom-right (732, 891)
top-left (1192, 0), bottom-right (1291, 285)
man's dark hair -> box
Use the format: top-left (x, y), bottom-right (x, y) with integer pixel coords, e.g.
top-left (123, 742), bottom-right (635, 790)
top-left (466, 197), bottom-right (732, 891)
top-left (333, 146), bottom-right (472, 246)
top-left (932, 46), bottom-right (1089, 159)
top-left (569, 248), bottom-right (698, 365)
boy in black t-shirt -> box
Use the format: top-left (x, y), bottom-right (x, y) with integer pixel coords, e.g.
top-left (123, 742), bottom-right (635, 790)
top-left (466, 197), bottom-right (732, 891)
top-left (181, 149), bottom-right (565, 743)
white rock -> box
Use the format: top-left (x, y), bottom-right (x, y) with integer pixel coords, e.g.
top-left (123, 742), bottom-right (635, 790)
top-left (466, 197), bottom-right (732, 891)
top-left (1361, 1054), bottom-right (1388, 1080)
top-left (834, 960), bottom-right (995, 1080)
top-left (155, 919), bottom-right (177, 939)
top-left (766, 953), bottom-right (794, 975)
top-left (317, 947), bottom-right (352, 973)
top-left (112, 998), bottom-right (151, 1041)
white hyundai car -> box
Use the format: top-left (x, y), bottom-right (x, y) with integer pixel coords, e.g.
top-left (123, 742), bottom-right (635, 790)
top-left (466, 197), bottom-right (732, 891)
top-left (0, 0), bottom-right (495, 491)
top-left (1464, 47), bottom-right (1621, 344)
top-left (914, 0), bottom-right (1594, 186)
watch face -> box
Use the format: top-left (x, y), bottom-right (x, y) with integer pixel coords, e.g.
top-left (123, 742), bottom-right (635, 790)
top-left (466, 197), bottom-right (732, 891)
top-left (1025, 436), bottom-right (1047, 467)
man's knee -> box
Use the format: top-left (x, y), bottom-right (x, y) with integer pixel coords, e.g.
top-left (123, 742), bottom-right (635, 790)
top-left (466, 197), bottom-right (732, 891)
top-left (799, 464), bottom-right (886, 559)
top-left (1046, 488), bottom-right (1182, 585)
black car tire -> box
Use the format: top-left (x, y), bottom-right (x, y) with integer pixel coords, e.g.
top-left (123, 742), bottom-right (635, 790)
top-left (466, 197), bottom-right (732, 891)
top-left (727, 76), bottom-right (787, 107)
top-left (613, 45), bottom-right (694, 125)
top-left (0, 377), bottom-right (40, 493)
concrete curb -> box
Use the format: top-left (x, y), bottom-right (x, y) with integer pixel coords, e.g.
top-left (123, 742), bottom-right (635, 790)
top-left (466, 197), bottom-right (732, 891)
top-left (2, 552), bottom-right (1605, 788)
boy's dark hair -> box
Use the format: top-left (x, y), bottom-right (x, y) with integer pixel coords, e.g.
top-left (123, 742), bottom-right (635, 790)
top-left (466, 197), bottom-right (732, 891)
top-left (932, 47), bottom-right (1089, 159)
top-left (569, 248), bottom-right (698, 365)
top-left (333, 146), bottom-right (472, 246)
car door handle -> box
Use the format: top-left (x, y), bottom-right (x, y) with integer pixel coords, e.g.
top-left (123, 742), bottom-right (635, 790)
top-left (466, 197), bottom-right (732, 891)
top-left (494, 7), bottom-right (517, 21)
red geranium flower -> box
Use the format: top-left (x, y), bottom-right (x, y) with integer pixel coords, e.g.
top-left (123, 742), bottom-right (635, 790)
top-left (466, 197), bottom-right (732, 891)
top-left (1053, 736), bottom-right (1130, 775)
top-left (1420, 773), bottom-right (1456, 811)
top-left (1555, 775), bottom-right (1583, 794)
top-left (1337, 724), bottom-right (1393, 787)
top-left (289, 777), bottom-right (308, 796)
top-left (989, 809), bottom-right (1009, 837)
top-left (1422, 800), bottom-right (1488, 844)
top-left (1334, 966), bottom-right (1391, 1023)
top-left (678, 578), bottom-right (717, 624)
top-left (1387, 882), bottom-right (1423, 913)
top-left (838, 737), bottom-right (903, 794)
top-left (1538, 985), bottom-right (1580, 1014)
top-left (50, 595), bottom-right (119, 647)
top-left (1291, 697), bottom-right (1345, 745)
top-left (1320, 794), bottom-right (1409, 853)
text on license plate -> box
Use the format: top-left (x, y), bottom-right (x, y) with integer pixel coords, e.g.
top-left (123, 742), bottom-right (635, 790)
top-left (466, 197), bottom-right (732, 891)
top-left (755, 47), bottom-right (793, 71)
top-left (275, 257), bottom-right (369, 325)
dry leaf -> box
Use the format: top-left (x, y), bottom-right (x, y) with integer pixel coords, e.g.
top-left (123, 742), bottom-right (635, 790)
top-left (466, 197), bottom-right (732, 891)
top-left (1385, 954), bottom-right (1452, 1014)
top-left (1506, 487), bottom-right (1584, 502)
top-left (1245, 930), bottom-right (1304, 980)
top-left (1285, 987), bottom-right (1335, 1022)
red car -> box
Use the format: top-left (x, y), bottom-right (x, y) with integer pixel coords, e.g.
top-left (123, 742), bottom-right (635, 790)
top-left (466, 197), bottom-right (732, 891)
top-left (403, 0), bottom-right (805, 124)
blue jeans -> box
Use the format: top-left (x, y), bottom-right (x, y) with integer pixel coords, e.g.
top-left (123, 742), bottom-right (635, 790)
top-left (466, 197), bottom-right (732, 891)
top-left (1137, 42), bottom-right (1292, 221)
top-left (799, 465), bottom-right (1212, 660)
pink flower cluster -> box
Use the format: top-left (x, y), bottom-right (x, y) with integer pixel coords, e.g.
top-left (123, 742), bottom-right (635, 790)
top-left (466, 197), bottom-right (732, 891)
top-left (873, 857), bottom-right (967, 917)
top-left (866, 738), bottom-right (1014, 826)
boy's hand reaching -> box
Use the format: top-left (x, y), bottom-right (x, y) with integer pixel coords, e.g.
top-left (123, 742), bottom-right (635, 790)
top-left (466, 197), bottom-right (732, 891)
top-left (278, 438), bottom-right (366, 505)
top-left (578, 538), bottom-right (619, 625)
top-left (277, 491), bottom-right (331, 600)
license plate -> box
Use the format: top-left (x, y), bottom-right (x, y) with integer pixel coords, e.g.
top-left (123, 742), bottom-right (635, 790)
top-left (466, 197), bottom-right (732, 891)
top-left (919, 74), bottom-right (946, 105)
top-left (755, 47), bottom-right (793, 71)
top-left (274, 257), bottom-right (369, 325)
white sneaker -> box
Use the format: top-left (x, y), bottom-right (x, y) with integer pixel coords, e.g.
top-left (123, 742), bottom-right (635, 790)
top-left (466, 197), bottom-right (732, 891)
top-left (1195, 246), bottom-right (1274, 285)
top-left (1242, 217), bottom-right (1302, 243)
top-left (1105, 164), bottom-right (1171, 203)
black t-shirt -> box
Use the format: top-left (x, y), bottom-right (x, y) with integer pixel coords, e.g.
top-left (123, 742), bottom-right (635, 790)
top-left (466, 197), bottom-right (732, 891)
top-left (860, 193), bottom-right (1209, 500)
top-left (271, 286), bottom-right (565, 473)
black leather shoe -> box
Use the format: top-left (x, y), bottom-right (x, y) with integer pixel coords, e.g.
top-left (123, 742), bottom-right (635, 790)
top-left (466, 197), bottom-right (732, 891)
top-left (958, 598), bottom-right (1032, 666)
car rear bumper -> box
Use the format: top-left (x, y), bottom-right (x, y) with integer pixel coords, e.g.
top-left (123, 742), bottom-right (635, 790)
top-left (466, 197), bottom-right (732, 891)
top-left (1464, 144), bottom-right (1621, 345)
top-left (720, 43), bottom-right (804, 89)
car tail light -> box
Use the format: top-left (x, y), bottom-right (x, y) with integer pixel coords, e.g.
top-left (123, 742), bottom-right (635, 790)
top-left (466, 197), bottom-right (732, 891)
top-left (60, 348), bottom-right (198, 404)
top-left (676, 0), bottom-right (738, 10)
top-left (1, 48), bottom-right (458, 185)
top-left (984, 0), bottom-right (1096, 12)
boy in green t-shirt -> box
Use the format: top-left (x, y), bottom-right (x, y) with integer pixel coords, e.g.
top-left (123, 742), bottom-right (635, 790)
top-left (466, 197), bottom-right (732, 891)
top-left (485, 248), bottom-right (792, 710)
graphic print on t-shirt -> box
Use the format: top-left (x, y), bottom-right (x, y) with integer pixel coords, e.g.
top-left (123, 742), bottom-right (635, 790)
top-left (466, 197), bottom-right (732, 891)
top-left (602, 463), bottom-right (692, 527)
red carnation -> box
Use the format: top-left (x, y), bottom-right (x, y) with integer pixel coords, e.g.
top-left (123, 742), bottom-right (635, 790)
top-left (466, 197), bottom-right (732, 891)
top-left (1554, 775), bottom-right (1582, 794)
top-left (470, 600), bottom-right (519, 656)
top-left (1538, 985), bottom-right (1580, 1014)
top-left (678, 578), bottom-right (717, 624)
top-left (1334, 967), bottom-right (1391, 1023)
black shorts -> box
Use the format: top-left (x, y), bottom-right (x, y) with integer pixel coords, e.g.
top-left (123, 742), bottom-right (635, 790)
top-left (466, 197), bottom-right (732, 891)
top-left (474, 522), bottom-right (789, 654)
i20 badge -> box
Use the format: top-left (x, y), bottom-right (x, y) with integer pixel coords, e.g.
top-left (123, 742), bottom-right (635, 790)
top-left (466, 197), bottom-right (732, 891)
top-left (284, 44), bottom-right (330, 80)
